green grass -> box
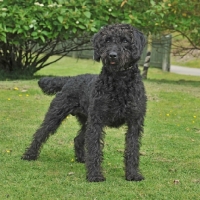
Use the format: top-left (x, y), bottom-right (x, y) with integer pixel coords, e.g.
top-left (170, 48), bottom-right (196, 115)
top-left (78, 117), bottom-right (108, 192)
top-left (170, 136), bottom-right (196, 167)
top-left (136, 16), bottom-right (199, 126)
top-left (0, 57), bottom-right (200, 199)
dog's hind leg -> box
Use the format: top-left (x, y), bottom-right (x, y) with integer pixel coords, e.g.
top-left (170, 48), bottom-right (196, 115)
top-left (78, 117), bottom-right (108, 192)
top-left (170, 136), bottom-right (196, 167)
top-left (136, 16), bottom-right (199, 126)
top-left (74, 125), bottom-right (86, 163)
top-left (74, 115), bottom-right (87, 163)
top-left (22, 92), bottom-right (76, 161)
top-left (124, 118), bottom-right (144, 181)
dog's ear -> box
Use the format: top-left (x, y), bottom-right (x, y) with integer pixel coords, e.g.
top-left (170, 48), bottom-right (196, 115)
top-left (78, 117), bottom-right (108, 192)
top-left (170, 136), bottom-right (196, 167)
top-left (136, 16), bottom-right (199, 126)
top-left (132, 29), bottom-right (146, 61)
top-left (91, 33), bottom-right (101, 62)
top-left (93, 50), bottom-right (101, 62)
top-left (135, 30), bottom-right (146, 53)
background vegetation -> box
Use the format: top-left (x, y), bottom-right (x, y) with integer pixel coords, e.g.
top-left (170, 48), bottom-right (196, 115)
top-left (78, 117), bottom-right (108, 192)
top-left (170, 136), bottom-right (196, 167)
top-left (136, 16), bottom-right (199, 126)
top-left (0, 57), bottom-right (200, 199)
top-left (0, 0), bottom-right (199, 76)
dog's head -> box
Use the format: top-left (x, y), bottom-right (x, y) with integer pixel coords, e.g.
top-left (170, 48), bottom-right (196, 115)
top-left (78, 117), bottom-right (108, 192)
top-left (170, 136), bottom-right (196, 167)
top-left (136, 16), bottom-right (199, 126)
top-left (92, 24), bottom-right (146, 71)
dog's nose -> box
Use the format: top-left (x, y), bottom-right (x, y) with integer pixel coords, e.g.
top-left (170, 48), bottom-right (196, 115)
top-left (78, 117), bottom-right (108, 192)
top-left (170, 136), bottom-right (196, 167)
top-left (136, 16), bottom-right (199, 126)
top-left (109, 52), bottom-right (117, 59)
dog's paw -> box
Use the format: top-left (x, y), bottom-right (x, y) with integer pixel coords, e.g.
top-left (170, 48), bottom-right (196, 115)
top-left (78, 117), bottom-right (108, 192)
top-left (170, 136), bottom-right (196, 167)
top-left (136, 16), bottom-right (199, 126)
top-left (126, 173), bottom-right (144, 181)
top-left (21, 153), bottom-right (38, 161)
top-left (75, 157), bottom-right (85, 163)
top-left (87, 175), bottom-right (106, 182)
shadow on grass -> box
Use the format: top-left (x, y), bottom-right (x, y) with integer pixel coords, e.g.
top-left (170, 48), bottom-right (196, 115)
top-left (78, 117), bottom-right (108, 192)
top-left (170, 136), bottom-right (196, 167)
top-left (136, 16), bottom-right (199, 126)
top-left (0, 74), bottom-right (59, 81)
top-left (145, 78), bottom-right (200, 87)
top-left (1, 71), bottom-right (200, 88)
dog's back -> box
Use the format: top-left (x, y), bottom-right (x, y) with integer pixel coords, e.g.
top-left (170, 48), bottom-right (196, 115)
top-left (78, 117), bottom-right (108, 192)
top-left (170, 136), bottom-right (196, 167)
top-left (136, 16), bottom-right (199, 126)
top-left (38, 74), bottom-right (98, 95)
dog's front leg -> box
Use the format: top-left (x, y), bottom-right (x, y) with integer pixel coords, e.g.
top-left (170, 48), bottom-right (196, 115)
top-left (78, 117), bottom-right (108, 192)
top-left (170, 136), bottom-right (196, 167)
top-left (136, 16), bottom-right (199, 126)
top-left (124, 120), bottom-right (144, 181)
top-left (85, 116), bottom-right (105, 182)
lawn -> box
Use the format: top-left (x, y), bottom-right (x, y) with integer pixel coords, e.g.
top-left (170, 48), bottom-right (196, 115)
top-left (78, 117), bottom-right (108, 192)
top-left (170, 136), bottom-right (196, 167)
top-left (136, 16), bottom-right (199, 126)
top-left (0, 56), bottom-right (200, 200)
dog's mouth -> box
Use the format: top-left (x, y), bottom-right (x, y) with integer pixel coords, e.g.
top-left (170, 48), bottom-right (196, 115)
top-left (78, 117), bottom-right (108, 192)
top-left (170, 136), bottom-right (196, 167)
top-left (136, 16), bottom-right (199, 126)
top-left (110, 61), bottom-right (117, 65)
top-left (108, 58), bottom-right (118, 65)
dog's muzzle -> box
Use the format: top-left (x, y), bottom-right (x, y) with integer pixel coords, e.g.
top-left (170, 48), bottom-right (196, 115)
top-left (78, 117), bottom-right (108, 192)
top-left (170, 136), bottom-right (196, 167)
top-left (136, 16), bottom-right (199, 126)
top-left (109, 51), bottom-right (118, 65)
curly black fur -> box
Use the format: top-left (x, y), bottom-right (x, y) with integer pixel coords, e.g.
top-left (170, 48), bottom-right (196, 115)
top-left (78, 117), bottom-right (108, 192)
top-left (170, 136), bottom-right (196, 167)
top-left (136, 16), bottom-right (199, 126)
top-left (22, 24), bottom-right (147, 182)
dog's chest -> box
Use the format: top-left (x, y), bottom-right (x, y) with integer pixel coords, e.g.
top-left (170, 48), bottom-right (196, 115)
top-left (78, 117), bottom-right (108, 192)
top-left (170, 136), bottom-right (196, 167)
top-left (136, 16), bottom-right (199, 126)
top-left (106, 95), bottom-right (127, 127)
top-left (93, 84), bottom-right (136, 127)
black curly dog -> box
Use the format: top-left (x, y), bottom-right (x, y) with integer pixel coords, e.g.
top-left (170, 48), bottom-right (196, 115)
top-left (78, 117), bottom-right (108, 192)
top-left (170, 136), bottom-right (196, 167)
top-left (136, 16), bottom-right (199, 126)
top-left (22, 24), bottom-right (147, 182)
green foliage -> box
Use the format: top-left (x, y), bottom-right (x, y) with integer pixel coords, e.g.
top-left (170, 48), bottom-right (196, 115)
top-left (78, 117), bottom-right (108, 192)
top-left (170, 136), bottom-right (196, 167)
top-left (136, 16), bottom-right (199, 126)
top-left (0, 0), bottom-right (152, 44)
top-left (0, 57), bottom-right (200, 199)
top-left (144, 0), bottom-right (200, 47)
top-left (0, 0), bottom-right (148, 76)
top-left (0, 0), bottom-right (199, 76)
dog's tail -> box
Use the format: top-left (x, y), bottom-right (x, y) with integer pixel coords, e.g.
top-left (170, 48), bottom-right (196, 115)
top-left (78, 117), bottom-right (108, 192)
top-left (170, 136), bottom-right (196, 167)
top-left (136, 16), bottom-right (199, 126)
top-left (38, 77), bottom-right (70, 95)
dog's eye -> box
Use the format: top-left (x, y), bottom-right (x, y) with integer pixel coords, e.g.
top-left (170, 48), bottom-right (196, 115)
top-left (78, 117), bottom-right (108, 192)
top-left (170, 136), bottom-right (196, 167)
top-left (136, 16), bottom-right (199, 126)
top-left (106, 38), bottom-right (111, 43)
top-left (122, 38), bottom-right (128, 43)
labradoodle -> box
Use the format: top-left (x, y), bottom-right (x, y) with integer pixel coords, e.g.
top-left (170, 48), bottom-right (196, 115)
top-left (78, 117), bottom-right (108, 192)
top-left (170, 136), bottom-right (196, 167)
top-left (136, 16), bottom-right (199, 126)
top-left (22, 24), bottom-right (147, 182)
